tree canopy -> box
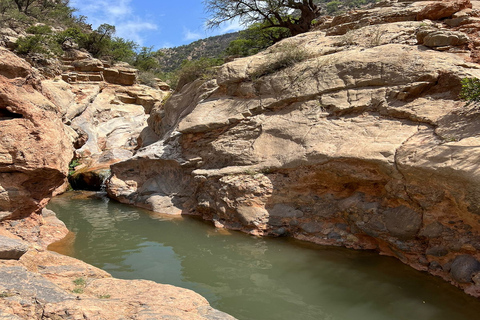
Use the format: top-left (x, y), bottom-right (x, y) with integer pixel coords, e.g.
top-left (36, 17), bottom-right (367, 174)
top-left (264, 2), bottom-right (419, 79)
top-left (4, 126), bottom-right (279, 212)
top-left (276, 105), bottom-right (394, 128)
top-left (204, 0), bottom-right (321, 37)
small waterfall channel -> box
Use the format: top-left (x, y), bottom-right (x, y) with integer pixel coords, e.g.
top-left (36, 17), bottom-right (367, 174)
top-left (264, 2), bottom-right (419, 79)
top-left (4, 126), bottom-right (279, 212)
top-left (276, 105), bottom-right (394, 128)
top-left (47, 191), bottom-right (480, 320)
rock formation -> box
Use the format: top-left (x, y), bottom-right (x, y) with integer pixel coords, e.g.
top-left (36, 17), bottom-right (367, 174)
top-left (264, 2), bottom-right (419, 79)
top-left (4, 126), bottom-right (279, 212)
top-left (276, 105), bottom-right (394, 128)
top-left (0, 209), bottom-right (234, 320)
top-left (0, 47), bottom-right (73, 221)
top-left (0, 35), bottom-right (234, 318)
top-left (107, 0), bottom-right (480, 297)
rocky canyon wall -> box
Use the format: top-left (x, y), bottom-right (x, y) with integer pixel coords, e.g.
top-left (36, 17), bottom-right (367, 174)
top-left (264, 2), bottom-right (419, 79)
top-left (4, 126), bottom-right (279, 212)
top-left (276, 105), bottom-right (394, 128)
top-left (0, 44), bottom-right (235, 319)
top-left (108, 0), bottom-right (480, 297)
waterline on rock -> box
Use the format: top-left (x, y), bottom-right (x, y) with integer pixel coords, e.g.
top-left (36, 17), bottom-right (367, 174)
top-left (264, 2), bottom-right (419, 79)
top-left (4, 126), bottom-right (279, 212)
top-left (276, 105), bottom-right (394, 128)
top-left (48, 191), bottom-right (480, 320)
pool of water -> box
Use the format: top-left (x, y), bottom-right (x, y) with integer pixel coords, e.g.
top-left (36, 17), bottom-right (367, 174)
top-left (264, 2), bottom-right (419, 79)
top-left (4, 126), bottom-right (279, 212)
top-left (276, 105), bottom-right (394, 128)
top-left (47, 191), bottom-right (480, 320)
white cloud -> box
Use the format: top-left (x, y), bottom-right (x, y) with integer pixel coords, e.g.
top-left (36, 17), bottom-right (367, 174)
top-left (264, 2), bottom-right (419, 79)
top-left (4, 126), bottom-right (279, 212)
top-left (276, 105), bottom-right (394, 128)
top-left (183, 27), bottom-right (202, 41)
top-left (219, 18), bottom-right (243, 33)
top-left (70, 0), bottom-right (158, 46)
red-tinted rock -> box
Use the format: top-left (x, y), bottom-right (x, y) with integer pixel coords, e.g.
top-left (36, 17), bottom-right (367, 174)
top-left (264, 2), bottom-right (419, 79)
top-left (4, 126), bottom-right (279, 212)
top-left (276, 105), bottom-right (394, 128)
top-left (0, 51), bottom-right (73, 220)
top-left (417, 0), bottom-right (472, 21)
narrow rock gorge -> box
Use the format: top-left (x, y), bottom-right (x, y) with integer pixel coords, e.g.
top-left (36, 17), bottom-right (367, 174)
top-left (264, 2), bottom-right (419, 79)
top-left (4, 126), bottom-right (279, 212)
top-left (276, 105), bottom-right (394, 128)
top-left (107, 0), bottom-right (480, 298)
top-left (2, 0), bottom-right (480, 318)
top-left (0, 40), bottom-right (233, 319)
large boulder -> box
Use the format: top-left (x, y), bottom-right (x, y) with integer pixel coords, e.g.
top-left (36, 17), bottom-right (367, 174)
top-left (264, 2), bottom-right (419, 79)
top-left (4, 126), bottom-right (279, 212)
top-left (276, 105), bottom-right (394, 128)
top-left (103, 66), bottom-right (137, 85)
top-left (417, 0), bottom-right (472, 21)
top-left (0, 236), bottom-right (28, 260)
top-left (107, 0), bottom-right (480, 297)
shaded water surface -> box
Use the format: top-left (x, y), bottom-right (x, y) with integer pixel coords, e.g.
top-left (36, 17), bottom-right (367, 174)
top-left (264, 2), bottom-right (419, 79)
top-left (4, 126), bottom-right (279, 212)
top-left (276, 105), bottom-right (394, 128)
top-left (48, 192), bottom-right (480, 320)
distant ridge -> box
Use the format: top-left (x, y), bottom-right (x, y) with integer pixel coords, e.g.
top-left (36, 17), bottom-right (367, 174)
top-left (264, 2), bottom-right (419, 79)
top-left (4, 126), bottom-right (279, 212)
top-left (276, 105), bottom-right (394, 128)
top-left (157, 32), bottom-right (239, 72)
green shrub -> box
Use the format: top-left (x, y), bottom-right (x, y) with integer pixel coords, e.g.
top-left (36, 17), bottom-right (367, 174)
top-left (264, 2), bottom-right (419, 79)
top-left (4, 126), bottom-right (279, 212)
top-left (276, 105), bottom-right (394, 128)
top-left (138, 71), bottom-right (159, 88)
top-left (134, 46), bottom-right (160, 71)
top-left (26, 24), bottom-right (52, 34)
top-left (15, 33), bottom-right (61, 55)
top-left (68, 159), bottom-right (80, 176)
top-left (176, 57), bottom-right (224, 90)
top-left (251, 43), bottom-right (310, 79)
top-left (73, 277), bottom-right (86, 286)
top-left (225, 22), bottom-right (290, 58)
top-left (326, 0), bottom-right (341, 14)
top-left (460, 77), bottom-right (480, 105)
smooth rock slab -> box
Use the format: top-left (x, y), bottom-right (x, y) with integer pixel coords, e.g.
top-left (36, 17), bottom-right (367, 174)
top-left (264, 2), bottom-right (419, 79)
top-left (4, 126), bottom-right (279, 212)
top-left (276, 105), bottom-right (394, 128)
top-left (0, 266), bottom-right (73, 303)
top-left (0, 236), bottom-right (28, 260)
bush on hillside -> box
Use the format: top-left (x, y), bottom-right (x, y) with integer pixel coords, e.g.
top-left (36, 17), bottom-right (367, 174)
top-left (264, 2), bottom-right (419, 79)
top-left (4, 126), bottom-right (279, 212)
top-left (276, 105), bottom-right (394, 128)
top-left (225, 22), bottom-right (290, 58)
top-left (176, 57), bottom-right (224, 90)
top-left (460, 78), bottom-right (480, 105)
top-left (250, 43), bottom-right (310, 79)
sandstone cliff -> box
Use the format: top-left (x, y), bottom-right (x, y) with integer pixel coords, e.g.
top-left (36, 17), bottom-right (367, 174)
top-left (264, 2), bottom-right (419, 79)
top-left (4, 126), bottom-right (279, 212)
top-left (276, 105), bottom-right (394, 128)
top-left (0, 42), bottom-right (233, 318)
top-left (108, 0), bottom-right (480, 297)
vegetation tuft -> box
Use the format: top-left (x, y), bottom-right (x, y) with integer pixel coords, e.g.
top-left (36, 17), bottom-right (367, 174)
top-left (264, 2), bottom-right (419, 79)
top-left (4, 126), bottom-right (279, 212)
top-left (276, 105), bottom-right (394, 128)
top-left (460, 77), bottom-right (480, 106)
top-left (250, 43), bottom-right (310, 79)
top-left (175, 57), bottom-right (224, 90)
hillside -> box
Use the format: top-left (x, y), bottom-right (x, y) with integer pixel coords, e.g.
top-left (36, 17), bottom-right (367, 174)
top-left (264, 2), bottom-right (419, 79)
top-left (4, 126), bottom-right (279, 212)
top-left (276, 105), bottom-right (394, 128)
top-left (157, 32), bottom-right (239, 72)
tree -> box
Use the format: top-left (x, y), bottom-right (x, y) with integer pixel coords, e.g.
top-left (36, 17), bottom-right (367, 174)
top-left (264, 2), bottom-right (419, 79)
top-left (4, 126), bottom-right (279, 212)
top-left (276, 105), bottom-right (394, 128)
top-left (11, 0), bottom-right (37, 13)
top-left (225, 22), bottom-right (290, 57)
top-left (204, 0), bottom-right (321, 37)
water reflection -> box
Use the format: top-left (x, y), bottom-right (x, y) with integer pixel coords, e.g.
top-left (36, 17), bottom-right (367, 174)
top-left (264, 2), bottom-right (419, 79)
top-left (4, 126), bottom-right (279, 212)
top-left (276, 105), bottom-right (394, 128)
top-left (47, 192), bottom-right (480, 320)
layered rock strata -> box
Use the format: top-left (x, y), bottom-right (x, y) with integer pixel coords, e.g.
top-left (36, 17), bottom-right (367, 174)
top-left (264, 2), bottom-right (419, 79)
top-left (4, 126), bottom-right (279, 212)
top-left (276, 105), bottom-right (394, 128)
top-left (0, 40), bottom-right (233, 318)
top-left (0, 47), bottom-right (73, 221)
top-left (108, 0), bottom-right (480, 297)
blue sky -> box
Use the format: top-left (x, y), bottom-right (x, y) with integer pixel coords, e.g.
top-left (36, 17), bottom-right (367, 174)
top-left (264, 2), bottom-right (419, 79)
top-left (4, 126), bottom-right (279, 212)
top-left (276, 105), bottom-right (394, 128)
top-left (69, 0), bottom-right (242, 49)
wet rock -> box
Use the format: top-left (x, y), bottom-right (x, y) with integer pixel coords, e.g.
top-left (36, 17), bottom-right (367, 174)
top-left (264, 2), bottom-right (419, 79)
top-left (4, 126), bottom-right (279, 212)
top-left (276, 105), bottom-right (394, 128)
top-left (419, 222), bottom-right (445, 238)
top-left (0, 236), bottom-right (28, 260)
top-left (237, 205), bottom-right (269, 226)
top-left (69, 168), bottom-right (110, 191)
top-left (425, 246), bottom-right (449, 257)
top-left (383, 206), bottom-right (422, 240)
top-left (268, 204), bottom-right (303, 218)
top-left (450, 255), bottom-right (480, 283)
top-left (197, 306), bottom-right (237, 320)
top-left (300, 222), bottom-right (324, 233)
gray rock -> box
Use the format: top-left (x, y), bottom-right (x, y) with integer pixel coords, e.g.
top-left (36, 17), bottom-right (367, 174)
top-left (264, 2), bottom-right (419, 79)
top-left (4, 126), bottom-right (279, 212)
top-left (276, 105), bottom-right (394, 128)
top-left (450, 255), bottom-right (480, 283)
top-left (197, 306), bottom-right (238, 320)
top-left (236, 205), bottom-right (269, 226)
top-left (383, 206), bottom-right (422, 239)
top-left (419, 222), bottom-right (444, 238)
top-left (0, 235), bottom-right (28, 260)
top-left (419, 30), bottom-right (469, 47)
top-left (268, 204), bottom-right (304, 218)
top-left (0, 266), bottom-right (73, 303)
top-left (0, 310), bottom-right (22, 320)
top-left (425, 246), bottom-right (448, 257)
top-left (300, 222), bottom-right (324, 233)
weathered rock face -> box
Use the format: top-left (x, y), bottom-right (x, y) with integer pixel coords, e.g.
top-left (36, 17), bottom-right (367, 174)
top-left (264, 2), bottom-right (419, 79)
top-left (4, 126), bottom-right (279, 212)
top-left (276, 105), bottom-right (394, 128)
top-left (61, 49), bottom-right (138, 85)
top-left (0, 50), bottom-right (73, 221)
top-left (108, 0), bottom-right (480, 297)
top-left (0, 38), bottom-right (235, 319)
top-left (39, 72), bottom-right (170, 190)
top-left (0, 247), bottom-right (235, 320)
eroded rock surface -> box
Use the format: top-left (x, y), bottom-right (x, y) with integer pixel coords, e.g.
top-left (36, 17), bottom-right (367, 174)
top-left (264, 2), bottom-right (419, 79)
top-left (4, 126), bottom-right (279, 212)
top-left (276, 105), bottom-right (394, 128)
top-left (0, 50), bottom-right (73, 220)
top-left (0, 250), bottom-right (235, 320)
top-left (108, 0), bottom-right (480, 297)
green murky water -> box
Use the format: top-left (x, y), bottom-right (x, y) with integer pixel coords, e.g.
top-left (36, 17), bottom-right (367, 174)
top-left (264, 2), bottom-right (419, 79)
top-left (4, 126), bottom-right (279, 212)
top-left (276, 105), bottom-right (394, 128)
top-left (47, 192), bottom-right (480, 320)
